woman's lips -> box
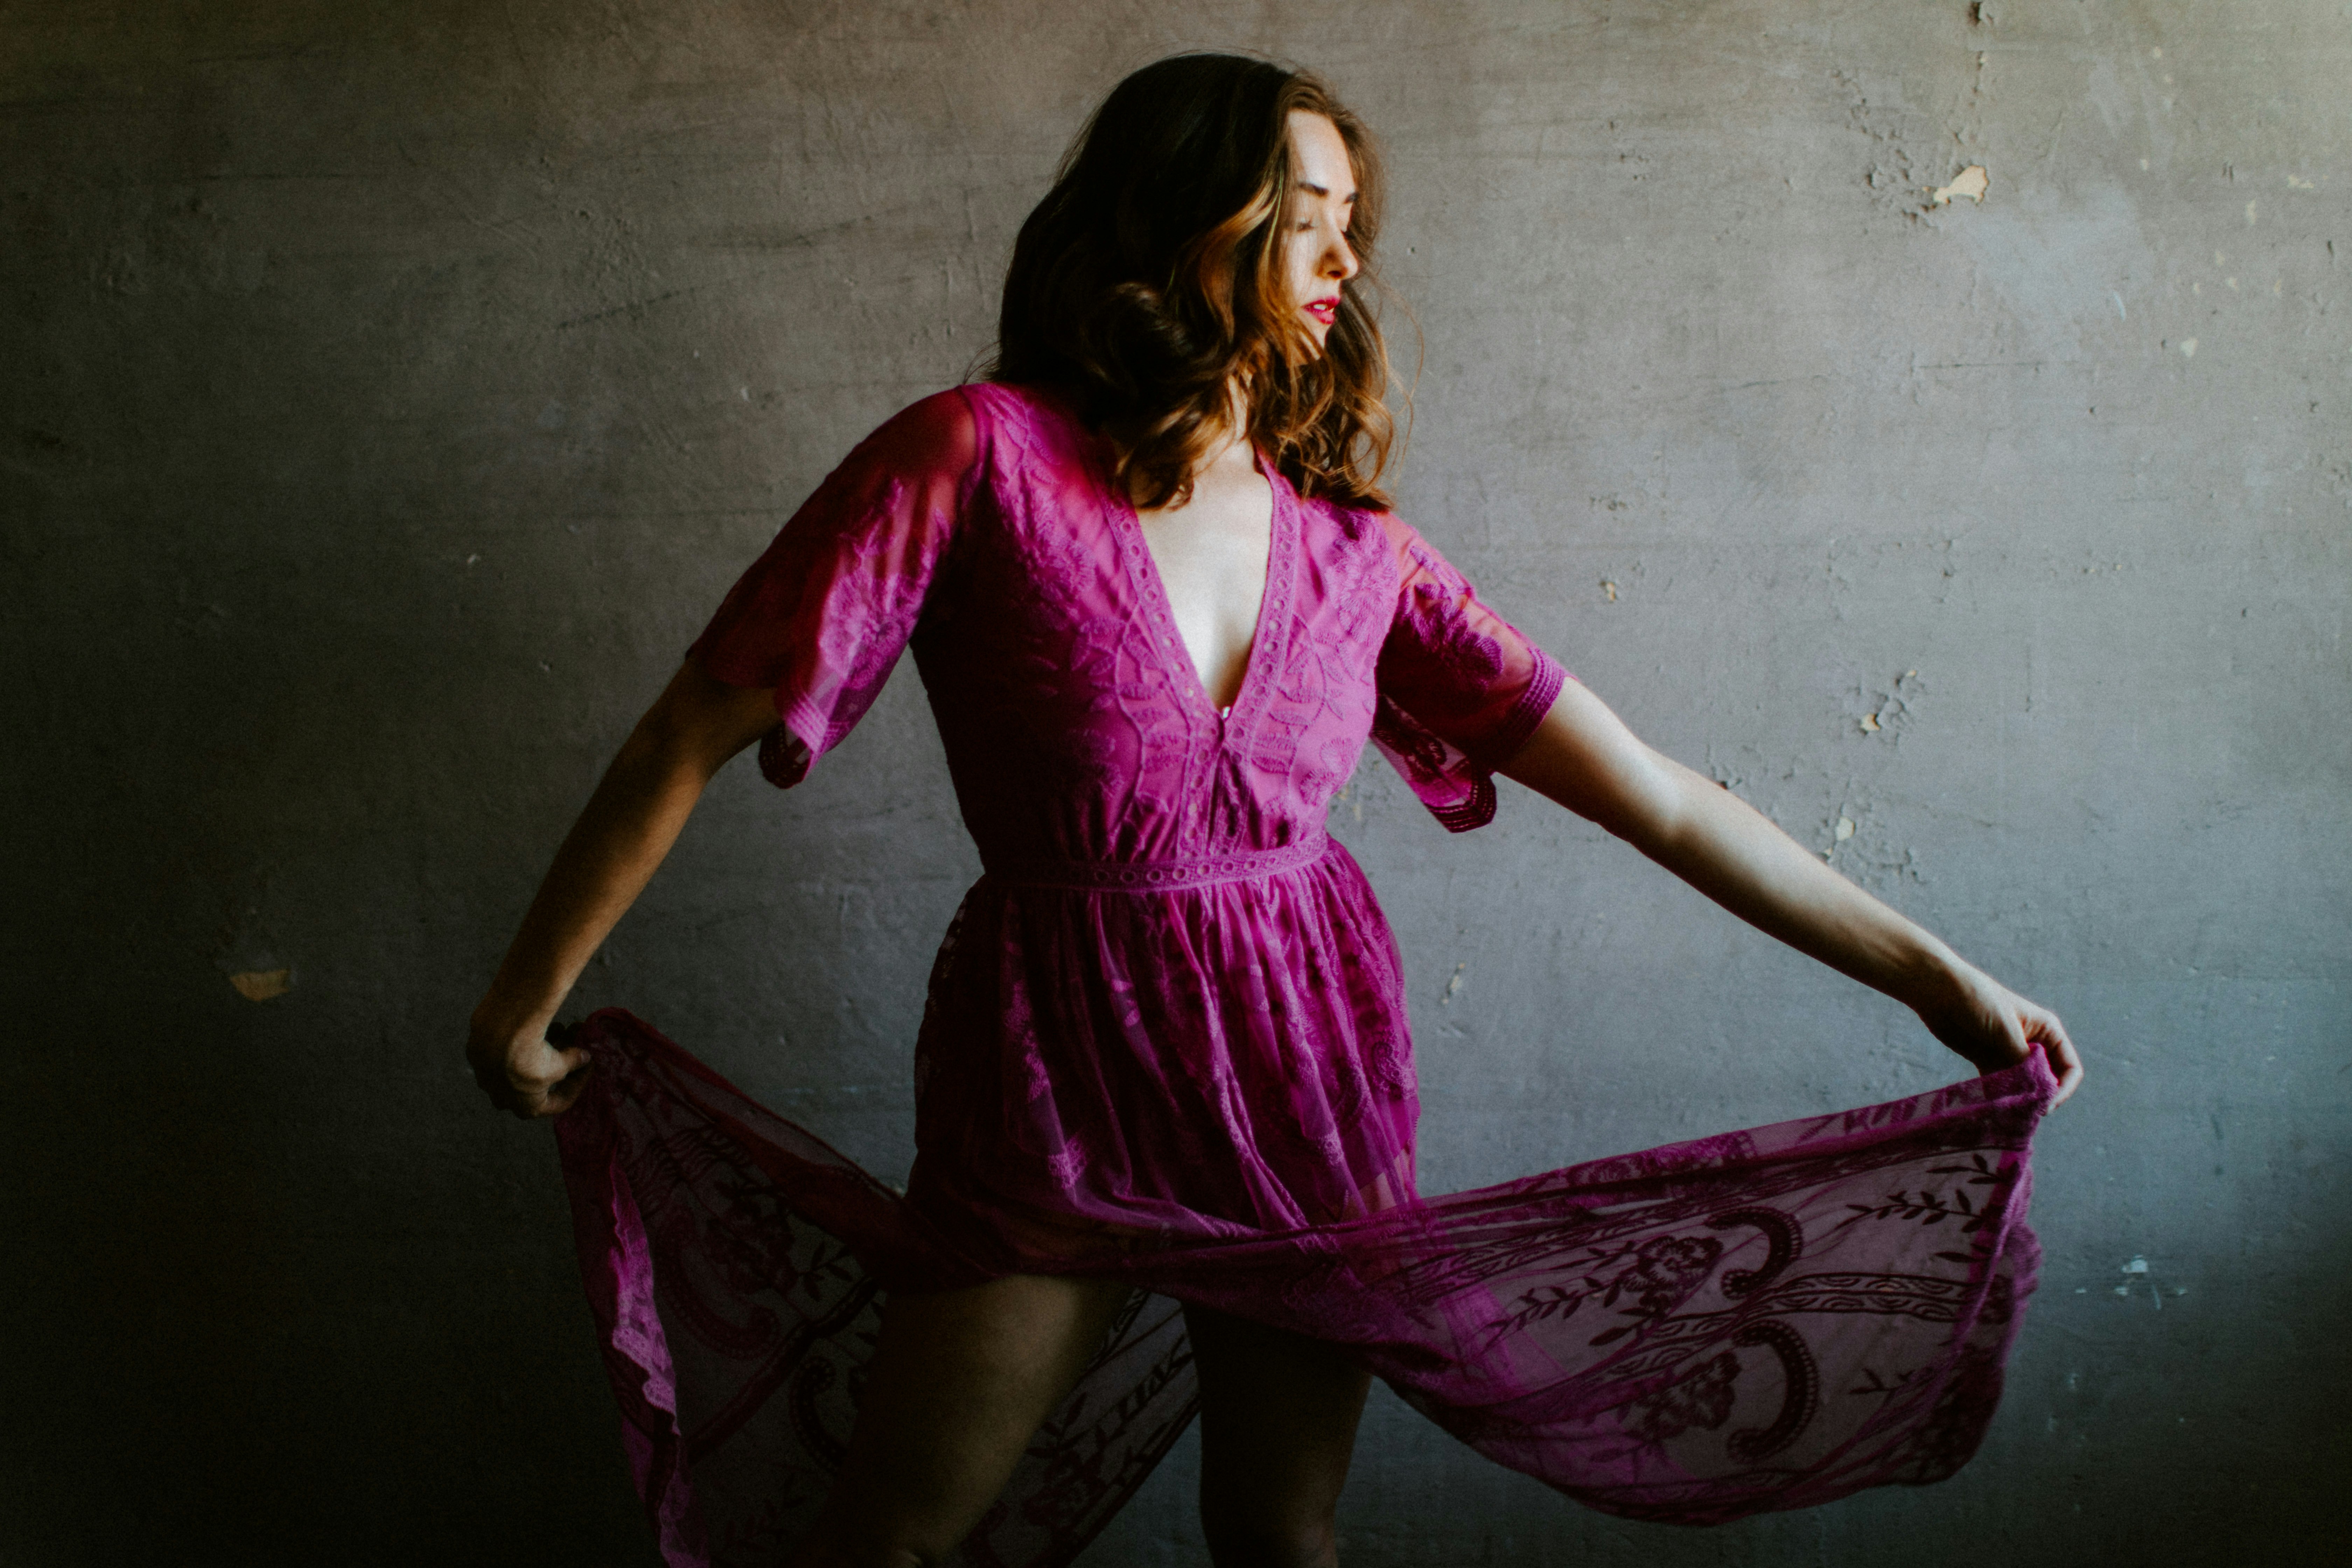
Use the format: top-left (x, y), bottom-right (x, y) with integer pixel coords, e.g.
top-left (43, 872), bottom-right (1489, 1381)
top-left (1303, 297), bottom-right (1339, 326)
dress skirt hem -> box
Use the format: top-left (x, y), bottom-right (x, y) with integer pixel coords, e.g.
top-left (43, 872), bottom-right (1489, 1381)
top-left (553, 1008), bottom-right (2052, 1568)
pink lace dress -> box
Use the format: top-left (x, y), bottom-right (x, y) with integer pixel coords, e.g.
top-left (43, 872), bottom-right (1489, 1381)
top-left (552, 384), bottom-right (2053, 1567)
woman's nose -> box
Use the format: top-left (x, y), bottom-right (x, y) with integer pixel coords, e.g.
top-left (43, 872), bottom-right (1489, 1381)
top-left (1325, 230), bottom-right (1359, 281)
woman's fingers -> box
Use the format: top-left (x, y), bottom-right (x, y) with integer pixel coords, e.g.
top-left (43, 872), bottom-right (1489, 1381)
top-left (472, 1032), bottom-right (590, 1119)
top-left (541, 1055), bottom-right (594, 1117)
top-left (534, 1045), bottom-right (593, 1118)
top-left (1991, 994), bottom-right (2084, 1109)
top-left (1920, 972), bottom-right (2084, 1110)
top-left (505, 1038), bottom-right (568, 1114)
top-left (2023, 1007), bottom-right (2085, 1108)
top-left (2045, 1038), bottom-right (2085, 1107)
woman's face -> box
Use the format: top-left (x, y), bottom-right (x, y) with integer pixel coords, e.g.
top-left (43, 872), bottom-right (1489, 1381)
top-left (1281, 110), bottom-right (1359, 352)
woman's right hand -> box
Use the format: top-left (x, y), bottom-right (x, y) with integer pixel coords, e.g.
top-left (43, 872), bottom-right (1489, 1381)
top-left (467, 1015), bottom-right (591, 1119)
top-left (459, 660), bottom-right (781, 1124)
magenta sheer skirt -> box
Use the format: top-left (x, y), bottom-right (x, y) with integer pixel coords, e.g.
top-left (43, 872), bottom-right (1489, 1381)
top-left (554, 1009), bottom-right (2052, 1567)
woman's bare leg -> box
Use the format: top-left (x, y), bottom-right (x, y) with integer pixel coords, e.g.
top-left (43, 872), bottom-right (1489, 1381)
top-left (1185, 1305), bottom-right (1373, 1568)
top-left (789, 1273), bottom-right (1133, 1568)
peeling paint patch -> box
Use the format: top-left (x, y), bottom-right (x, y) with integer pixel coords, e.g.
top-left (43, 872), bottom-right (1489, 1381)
top-left (1440, 961), bottom-right (1468, 1005)
top-left (2179, 337), bottom-right (2198, 358)
top-left (1854, 671), bottom-right (1919, 740)
top-left (2113, 1254), bottom-right (2182, 1310)
top-left (1927, 165), bottom-right (1989, 206)
top-left (1601, 579), bottom-right (1619, 602)
top-left (1834, 817), bottom-right (1856, 841)
top-left (230, 968), bottom-right (292, 1001)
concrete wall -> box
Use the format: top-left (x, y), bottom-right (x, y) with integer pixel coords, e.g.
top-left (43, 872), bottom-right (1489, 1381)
top-left (6, 1), bottom-right (2345, 1562)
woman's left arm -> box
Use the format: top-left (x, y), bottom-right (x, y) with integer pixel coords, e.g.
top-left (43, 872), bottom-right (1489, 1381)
top-left (1499, 681), bottom-right (2084, 1106)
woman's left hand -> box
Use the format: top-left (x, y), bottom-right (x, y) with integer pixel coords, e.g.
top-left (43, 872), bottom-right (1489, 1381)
top-left (1914, 961), bottom-right (2085, 1108)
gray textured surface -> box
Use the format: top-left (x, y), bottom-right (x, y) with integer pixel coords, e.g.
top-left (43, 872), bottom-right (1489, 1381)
top-left (5, 2), bottom-right (2346, 1563)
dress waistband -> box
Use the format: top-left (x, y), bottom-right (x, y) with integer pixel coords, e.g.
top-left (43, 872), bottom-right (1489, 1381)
top-left (985, 836), bottom-right (1331, 893)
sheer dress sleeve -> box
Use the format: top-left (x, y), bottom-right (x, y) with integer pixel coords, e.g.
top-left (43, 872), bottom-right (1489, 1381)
top-left (1368, 512), bottom-right (1569, 832)
top-left (688, 388), bottom-right (979, 788)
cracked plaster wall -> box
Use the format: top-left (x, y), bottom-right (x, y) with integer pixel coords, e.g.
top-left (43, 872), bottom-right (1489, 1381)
top-left (4, 1), bottom-right (2345, 1563)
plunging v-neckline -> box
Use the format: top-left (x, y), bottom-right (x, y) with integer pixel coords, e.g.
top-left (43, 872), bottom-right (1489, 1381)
top-left (1109, 448), bottom-right (1293, 730)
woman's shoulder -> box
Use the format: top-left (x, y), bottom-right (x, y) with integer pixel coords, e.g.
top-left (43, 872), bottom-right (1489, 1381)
top-left (851, 386), bottom-right (984, 479)
top-left (1297, 487), bottom-right (1410, 553)
top-left (830, 383), bottom-right (1103, 535)
top-left (826, 383), bottom-right (1084, 503)
top-left (1294, 493), bottom-right (1462, 611)
top-left (860, 381), bottom-right (1088, 463)
top-left (956, 379), bottom-right (1090, 442)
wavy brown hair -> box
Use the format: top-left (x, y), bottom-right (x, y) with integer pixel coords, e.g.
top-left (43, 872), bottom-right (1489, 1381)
top-left (989, 54), bottom-right (1399, 510)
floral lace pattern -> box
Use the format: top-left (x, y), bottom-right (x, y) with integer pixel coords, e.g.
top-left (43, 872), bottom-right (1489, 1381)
top-left (553, 385), bottom-right (2056, 1563)
top-left (557, 1012), bottom-right (2052, 1564)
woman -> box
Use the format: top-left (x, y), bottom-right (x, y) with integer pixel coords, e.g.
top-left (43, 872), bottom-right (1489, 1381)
top-left (469, 54), bottom-right (2082, 1568)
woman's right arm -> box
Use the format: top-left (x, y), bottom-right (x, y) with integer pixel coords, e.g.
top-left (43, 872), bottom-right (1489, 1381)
top-left (466, 658), bottom-right (781, 1119)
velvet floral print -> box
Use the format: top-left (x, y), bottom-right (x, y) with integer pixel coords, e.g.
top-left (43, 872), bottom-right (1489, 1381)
top-left (557, 384), bottom-right (2055, 1567)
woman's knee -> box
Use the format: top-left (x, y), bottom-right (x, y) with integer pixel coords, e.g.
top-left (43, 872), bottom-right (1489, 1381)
top-left (787, 1275), bottom-right (1133, 1568)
